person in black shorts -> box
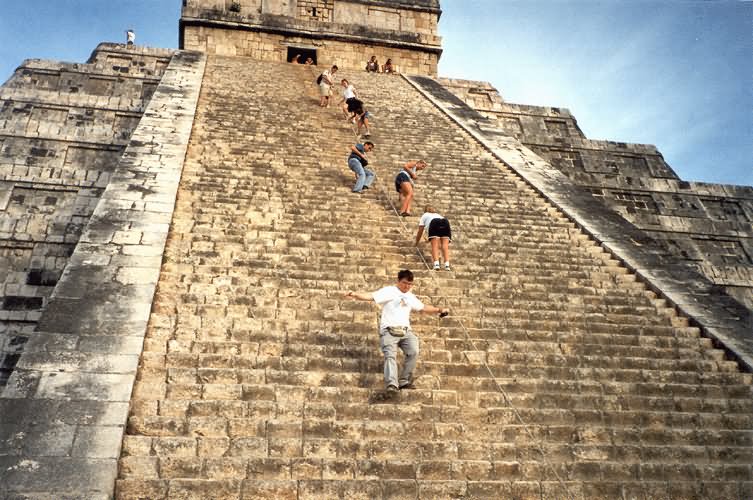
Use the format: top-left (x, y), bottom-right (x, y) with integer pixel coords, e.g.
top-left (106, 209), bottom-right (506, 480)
top-left (340, 79), bottom-right (362, 120)
top-left (394, 160), bottom-right (427, 216)
top-left (414, 205), bottom-right (452, 270)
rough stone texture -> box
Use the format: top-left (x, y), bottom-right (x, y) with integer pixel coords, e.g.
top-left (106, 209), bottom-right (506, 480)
top-left (180, 0), bottom-right (442, 75)
top-left (114, 56), bottom-right (752, 499)
top-left (0, 49), bottom-right (206, 499)
top-left (0, 44), bottom-right (174, 389)
top-left (408, 74), bottom-right (753, 371)
top-left (439, 77), bottom-right (753, 312)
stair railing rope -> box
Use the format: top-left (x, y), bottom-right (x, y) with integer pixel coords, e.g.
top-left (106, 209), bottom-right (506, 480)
top-left (343, 114), bottom-right (577, 498)
top-left (377, 177), bottom-right (577, 500)
top-left (338, 75), bottom-right (579, 497)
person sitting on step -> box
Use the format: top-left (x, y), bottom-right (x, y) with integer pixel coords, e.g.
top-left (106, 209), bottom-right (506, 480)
top-left (366, 55), bottom-right (380, 72)
top-left (382, 58), bottom-right (395, 73)
top-left (415, 205), bottom-right (452, 271)
top-left (344, 269), bottom-right (449, 396)
top-left (394, 159), bottom-right (428, 216)
top-left (347, 141), bottom-right (375, 193)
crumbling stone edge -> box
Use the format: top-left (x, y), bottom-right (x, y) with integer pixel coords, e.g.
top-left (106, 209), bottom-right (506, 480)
top-left (404, 74), bottom-right (753, 374)
top-left (0, 50), bottom-right (207, 498)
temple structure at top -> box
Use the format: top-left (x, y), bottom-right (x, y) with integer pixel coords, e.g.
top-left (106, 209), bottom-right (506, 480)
top-left (180, 0), bottom-right (443, 75)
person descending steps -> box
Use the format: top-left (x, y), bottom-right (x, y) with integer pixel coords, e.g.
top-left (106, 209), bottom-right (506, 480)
top-left (415, 205), bottom-right (452, 270)
top-left (347, 140), bottom-right (375, 193)
top-left (344, 269), bottom-right (449, 398)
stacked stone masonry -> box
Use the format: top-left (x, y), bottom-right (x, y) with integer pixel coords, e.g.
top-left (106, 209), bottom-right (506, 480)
top-left (0, 49), bottom-right (205, 498)
top-left (114, 57), bottom-right (753, 499)
top-left (181, 0), bottom-right (442, 75)
top-left (440, 78), bottom-right (753, 312)
top-left (0, 43), bottom-right (174, 388)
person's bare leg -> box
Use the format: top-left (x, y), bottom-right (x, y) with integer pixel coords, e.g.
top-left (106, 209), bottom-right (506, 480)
top-left (431, 239), bottom-right (440, 262)
top-left (400, 184), bottom-right (413, 213)
top-left (404, 186), bottom-right (414, 214)
top-left (441, 238), bottom-right (450, 264)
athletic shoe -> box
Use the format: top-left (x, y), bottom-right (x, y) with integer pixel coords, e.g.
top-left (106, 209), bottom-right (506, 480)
top-left (445, 263), bottom-right (451, 271)
top-left (433, 262), bottom-right (440, 270)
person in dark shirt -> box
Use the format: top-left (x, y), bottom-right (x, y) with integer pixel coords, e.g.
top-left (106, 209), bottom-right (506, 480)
top-left (347, 141), bottom-right (375, 193)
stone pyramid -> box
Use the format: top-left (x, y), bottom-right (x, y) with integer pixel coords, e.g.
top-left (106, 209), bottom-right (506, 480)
top-left (0, 1), bottom-right (751, 499)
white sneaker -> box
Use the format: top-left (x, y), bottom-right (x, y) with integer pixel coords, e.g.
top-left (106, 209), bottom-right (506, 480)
top-left (445, 263), bottom-right (451, 271)
top-left (433, 262), bottom-right (440, 271)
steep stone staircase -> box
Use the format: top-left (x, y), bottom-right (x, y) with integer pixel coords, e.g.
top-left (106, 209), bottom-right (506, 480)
top-left (116, 57), bottom-right (753, 499)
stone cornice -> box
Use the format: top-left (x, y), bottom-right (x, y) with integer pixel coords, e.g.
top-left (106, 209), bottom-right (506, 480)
top-left (180, 14), bottom-right (443, 55)
top-left (341, 0), bottom-right (442, 15)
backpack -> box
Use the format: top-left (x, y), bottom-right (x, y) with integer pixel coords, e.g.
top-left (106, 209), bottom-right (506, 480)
top-left (316, 74), bottom-right (323, 85)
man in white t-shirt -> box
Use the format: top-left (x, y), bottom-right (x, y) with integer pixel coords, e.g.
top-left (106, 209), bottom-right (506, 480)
top-left (344, 269), bottom-right (449, 395)
top-left (126, 29), bottom-right (135, 46)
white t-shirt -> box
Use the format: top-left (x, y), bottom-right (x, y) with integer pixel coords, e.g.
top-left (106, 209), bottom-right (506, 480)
top-left (419, 212), bottom-right (442, 228)
top-left (321, 70), bottom-right (332, 86)
top-left (343, 85), bottom-right (356, 100)
top-left (126, 31), bottom-right (135, 43)
top-left (372, 285), bottom-right (424, 328)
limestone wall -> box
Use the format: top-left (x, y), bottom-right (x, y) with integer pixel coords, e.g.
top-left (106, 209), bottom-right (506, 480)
top-left (181, 0), bottom-right (441, 75)
top-left (183, 25), bottom-right (438, 74)
top-left (440, 77), bottom-right (753, 311)
top-left (0, 44), bottom-right (174, 387)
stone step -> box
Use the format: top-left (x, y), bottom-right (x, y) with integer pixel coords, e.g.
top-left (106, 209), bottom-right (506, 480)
top-left (135, 370), bottom-right (753, 411)
top-left (130, 398), bottom-right (753, 433)
top-left (122, 416), bottom-right (753, 459)
top-left (166, 327), bottom-right (711, 354)
top-left (114, 478), bottom-right (753, 500)
top-left (270, 338), bottom-right (721, 363)
top-left (119, 56), bottom-right (753, 497)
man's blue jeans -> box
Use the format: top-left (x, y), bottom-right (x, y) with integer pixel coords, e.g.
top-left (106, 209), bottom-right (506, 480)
top-left (348, 158), bottom-right (374, 192)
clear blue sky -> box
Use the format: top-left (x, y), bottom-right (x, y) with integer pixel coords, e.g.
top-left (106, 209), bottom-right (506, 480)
top-left (1, 0), bottom-right (750, 186)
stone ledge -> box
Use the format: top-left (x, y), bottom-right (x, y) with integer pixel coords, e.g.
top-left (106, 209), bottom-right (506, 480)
top-left (0, 50), bottom-right (206, 498)
top-left (405, 74), bottom-right (753, 373)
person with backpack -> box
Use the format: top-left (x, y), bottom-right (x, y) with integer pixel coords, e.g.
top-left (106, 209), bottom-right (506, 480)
top-left (347, 141), bottom-right (375, 193)
top-left (318, 65), bottom-right (338, 107)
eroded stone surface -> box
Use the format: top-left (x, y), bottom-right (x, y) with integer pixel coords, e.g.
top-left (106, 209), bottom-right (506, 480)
top-left (115, 57), bottom-right (753, 499)
top-left (0, 50), bottom-right (206, 498)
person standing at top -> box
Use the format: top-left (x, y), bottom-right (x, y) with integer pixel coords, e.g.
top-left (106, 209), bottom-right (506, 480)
top-left (366, 56), bottom-right (380, 72)
top-left (394, 159), bottom-right (428, 216)
top-left (347, 141), bottom-right (375, 193)
top-left (126, 29), bottom-right (135, 46)
top-left (415, 205), bottom-right (452, 271)
top-left (318, 65), bottom-right (338, 107)
top-left (344, 269), bottom-right (449, 396)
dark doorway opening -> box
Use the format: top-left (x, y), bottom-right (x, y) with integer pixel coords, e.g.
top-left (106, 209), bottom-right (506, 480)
top-left (287, 47), bottom-right (317, 65)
